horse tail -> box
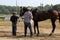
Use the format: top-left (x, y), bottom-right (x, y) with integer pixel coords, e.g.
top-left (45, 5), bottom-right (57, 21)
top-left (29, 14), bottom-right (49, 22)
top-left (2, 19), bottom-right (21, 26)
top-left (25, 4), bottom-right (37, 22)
top-left (58, 12), bottom-right (60, 23)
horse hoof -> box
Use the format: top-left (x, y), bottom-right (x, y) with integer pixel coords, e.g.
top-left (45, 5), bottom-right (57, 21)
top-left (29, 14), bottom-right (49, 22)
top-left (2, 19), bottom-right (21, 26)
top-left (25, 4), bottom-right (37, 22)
top-left (37, 34), bottom-right (38, 36)
top-left (34, 32), bottom-right (36, 34)
top-left (36, 33), bottom-right (39, 36)
top-left (49, 34), bottom-right (52, 36)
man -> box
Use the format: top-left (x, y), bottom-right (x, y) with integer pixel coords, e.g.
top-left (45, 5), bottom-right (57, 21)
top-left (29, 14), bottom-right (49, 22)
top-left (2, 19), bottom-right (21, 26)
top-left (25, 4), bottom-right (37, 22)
top-left (24, 8), bottom-right (33, 37)
top-left (10, 12), bottom-right (19, 36)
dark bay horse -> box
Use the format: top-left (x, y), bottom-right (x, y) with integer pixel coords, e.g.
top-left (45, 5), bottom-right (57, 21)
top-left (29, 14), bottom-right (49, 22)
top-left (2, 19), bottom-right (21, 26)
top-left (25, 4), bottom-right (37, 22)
top-left (20, 7), bottom-right (60, 36)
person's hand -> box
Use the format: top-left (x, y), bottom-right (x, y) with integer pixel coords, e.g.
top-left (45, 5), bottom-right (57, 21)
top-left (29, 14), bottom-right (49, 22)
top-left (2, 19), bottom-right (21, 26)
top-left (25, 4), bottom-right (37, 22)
top-left (18, 17), bottom-right (22, 22)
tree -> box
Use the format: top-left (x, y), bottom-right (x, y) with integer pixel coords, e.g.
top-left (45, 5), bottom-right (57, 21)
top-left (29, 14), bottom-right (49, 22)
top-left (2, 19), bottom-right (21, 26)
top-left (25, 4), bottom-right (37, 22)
top-left (53, 4), bottom-right (60, 11)
top-left (44, 4), bottom-right (51, 10)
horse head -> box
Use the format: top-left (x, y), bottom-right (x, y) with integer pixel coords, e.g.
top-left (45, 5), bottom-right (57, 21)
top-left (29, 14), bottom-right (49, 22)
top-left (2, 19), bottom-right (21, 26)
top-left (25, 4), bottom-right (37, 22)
top-left (20, 7), bottom-right (27, 16)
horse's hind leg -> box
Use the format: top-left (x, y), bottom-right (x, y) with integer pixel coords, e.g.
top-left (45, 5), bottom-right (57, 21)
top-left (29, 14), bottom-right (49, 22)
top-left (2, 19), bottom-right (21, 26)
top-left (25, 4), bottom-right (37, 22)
top-left (49, 18), bottom-right (56, 36)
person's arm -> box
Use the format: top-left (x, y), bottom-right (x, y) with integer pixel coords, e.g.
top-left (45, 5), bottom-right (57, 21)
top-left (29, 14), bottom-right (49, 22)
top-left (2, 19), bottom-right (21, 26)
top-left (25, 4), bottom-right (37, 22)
top-left (30, 12), bottom-right (33, 19)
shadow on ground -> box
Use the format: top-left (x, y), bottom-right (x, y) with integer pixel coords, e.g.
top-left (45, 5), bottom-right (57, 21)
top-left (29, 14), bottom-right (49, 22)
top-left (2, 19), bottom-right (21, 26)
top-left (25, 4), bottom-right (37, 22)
top-left (0, 31), bottom-right (60, 38)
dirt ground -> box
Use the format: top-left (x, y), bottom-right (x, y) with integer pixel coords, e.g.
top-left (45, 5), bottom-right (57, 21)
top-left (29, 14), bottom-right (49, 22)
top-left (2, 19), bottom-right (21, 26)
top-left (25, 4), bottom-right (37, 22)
top-left (0, 20), bottom-right (60, 40)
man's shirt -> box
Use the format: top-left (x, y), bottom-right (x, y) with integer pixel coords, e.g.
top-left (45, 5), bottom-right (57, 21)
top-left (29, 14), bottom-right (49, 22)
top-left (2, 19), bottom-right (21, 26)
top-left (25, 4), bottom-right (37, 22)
top-left (10, 16), bottom-right (19, 23)
top-left (24, 11), bottom-right (33, 23)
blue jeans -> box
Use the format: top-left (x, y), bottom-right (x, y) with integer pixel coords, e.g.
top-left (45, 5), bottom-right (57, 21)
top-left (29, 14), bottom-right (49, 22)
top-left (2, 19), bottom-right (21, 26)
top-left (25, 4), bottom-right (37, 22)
top-left (24, 22), bottom-right (33, 36)
top-left (12, 23), bottom-right (17, 36)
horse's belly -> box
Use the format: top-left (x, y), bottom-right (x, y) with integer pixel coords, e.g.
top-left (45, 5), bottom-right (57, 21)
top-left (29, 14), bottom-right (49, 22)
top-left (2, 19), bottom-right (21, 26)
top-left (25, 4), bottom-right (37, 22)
top-left (38, 14), bottom-right (49, 21)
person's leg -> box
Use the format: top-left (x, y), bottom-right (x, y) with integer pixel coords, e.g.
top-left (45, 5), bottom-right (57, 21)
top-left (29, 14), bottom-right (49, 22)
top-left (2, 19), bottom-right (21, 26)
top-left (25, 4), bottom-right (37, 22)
top-left (24, 22), bottom-right (28, 37)
top-left (28, 23), bottom-right (33, 37)
top-left (12, 23), bottom-right (17, 36)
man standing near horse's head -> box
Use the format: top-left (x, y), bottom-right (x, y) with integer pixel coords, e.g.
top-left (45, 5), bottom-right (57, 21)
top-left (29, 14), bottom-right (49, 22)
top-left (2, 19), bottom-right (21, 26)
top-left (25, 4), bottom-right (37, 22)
top-left (24, 7), bottom-right (33, 37)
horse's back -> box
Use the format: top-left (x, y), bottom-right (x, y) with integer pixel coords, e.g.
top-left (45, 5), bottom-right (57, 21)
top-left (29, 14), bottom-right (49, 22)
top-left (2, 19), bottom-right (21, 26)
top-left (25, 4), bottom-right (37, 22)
top-left (36, 10), bottom-right (50, 21)
top-left (33, 9), bottom-right (58, 21)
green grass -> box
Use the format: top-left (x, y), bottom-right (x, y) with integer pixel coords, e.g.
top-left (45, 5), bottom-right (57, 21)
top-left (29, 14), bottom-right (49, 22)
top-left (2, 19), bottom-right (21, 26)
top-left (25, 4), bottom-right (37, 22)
top-left (0, 18), bottom-right (4, 21)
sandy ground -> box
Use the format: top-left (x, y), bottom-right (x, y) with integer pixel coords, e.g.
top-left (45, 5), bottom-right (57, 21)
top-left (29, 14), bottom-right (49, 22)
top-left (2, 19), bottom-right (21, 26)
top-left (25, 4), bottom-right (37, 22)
top-left (0, 20), bottom-right (60, 40)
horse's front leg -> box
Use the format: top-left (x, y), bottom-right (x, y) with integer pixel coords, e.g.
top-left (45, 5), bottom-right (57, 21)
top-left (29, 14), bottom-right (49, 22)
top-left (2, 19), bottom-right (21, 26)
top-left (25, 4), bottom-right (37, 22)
top-left (49, 19), bottom-right (56, 36)
top-left (34, 22), bottom-right (36, 34)
top-left (34, 21), bottom-right (39, 35)
top-left (36, 22), bottom-right (39, 35)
